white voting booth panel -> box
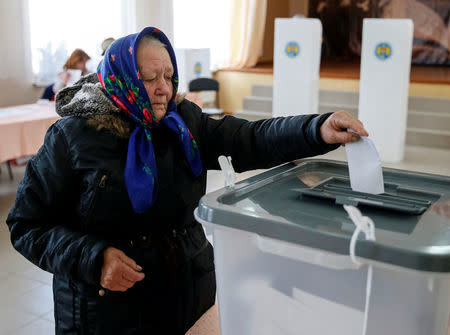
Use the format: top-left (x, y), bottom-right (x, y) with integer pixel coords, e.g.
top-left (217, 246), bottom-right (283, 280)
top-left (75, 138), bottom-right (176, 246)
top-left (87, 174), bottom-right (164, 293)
top-left (358, 19), bottom-right (413, 163)
top-left (273, 18), bottom-right (322, 117)
top-left (174, 48), bottom-right (211, 93)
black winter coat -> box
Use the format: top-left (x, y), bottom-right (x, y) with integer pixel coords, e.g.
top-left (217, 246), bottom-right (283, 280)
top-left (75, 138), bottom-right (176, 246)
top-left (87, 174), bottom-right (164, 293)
top-left (6, 75), bottom-right (337, 334)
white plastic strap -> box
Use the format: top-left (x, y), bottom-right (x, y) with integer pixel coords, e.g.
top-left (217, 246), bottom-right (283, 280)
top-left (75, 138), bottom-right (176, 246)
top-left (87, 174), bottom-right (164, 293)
top-left (218, 155), bottom-right (236, 188)
top-left (343, 205), bottom-right (376, 335)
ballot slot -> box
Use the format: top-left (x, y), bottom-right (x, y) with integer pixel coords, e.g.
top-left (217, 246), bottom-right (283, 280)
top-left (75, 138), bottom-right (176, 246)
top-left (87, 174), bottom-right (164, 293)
top-left (296, 176), bottom-right (440, 215)
top-left (197, 159), bottom-right (450, 335)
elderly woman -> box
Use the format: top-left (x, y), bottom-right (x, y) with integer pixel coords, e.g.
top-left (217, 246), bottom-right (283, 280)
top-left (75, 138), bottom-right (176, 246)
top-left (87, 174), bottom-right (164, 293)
top-left (6, 27), bottom-right (367, 334)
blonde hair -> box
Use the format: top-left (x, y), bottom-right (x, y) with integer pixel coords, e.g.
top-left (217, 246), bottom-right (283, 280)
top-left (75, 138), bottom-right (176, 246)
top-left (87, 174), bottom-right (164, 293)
top-left (63, 49), bottom-right (91, 70)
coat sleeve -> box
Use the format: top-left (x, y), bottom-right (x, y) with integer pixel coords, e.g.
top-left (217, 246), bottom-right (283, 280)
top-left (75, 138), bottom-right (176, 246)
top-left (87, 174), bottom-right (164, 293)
top-left (5, 121), bottom-right (110, 285)
top-left (182, 101), bottom-right (340, 172)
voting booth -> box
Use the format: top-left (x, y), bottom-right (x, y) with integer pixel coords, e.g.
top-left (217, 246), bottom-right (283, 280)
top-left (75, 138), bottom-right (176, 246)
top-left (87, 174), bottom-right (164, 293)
top-left (273, 18), bottom-right (322, 117)
top-left (174, 48), bottom-right (211, 93)
top-left (358, 19), bottom-right (414, 163)
top-left (195, 159), bottom-right (450, 335)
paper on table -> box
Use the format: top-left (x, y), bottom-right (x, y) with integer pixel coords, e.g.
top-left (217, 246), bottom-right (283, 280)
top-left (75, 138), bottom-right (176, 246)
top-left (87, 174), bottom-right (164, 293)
top-left (0, 106), bottom-right (36, 118)
top-left (345, 134), bottom-right (384, 194)
top-left (66, 69), bottom-right (82, 87)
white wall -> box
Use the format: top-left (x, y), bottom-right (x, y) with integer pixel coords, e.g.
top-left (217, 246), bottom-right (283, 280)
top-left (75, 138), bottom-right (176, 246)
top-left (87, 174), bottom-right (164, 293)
top-left (135, 0), bottom-right (174, 42)
top-left (0, 0), bottom-right (42, 107)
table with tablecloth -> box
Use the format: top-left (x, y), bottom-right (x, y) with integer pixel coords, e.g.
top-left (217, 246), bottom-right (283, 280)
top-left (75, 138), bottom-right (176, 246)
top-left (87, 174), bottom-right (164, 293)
top-left (0, 102), bottom-right (59, 162)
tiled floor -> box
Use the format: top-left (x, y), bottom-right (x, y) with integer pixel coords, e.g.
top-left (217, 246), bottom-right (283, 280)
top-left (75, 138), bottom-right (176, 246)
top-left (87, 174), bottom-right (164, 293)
top-left (0, 165), bottom-right (54, 335)
top-left (0, 145), bottom-right (449, 334)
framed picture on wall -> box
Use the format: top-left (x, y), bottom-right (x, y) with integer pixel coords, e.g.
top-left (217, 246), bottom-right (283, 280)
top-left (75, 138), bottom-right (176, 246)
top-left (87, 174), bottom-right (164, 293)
top-left (308, 0), bottom-right (450, 65)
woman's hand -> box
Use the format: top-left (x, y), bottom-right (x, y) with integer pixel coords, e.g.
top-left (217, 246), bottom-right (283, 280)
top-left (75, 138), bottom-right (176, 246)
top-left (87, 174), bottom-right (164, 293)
top-left (320, 110), bottom-right (369, 145)
top-left (100, 247), bottom-right (145, 292)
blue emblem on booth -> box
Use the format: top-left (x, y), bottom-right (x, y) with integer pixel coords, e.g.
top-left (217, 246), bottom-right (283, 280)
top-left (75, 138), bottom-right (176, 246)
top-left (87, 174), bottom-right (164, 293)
top-left (194, 61), bottom-right (202, 76)
top-left (285, 41), bottom-right (300, 58)
top-left (375, 42), bottom-right (392, 60)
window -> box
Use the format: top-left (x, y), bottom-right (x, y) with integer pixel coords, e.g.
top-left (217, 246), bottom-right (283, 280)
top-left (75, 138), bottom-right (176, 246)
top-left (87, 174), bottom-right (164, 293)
top-left (173, 0), bottom-right (232, 70)
top-left (27, 0), bottom-right (134, 85)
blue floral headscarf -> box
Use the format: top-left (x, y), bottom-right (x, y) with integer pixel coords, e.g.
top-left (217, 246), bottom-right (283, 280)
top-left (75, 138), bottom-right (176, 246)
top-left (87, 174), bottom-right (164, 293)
top-left (97, 27), bottom-right (202, 213)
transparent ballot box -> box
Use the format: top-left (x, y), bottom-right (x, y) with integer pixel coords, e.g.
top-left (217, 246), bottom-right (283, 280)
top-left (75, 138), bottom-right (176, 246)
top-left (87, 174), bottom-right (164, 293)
top-left (195, 159), bottom-right (450, 335)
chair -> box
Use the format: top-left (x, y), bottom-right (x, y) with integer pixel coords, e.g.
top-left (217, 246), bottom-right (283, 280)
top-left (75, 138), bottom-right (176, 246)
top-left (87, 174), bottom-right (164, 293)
top-left (41, 84), bottom-right (55, 101)
top-left (188, 78), bottom-right (219, 92)
top-left (0, 161), bottom-right (14, 180)
top-left (188, 78), bottom-right (221, 114)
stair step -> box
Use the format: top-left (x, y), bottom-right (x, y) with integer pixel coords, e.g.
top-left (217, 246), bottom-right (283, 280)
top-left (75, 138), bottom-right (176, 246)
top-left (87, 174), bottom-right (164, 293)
top-left (233, 109), bottom-right (272, 121)
top-left (251, 84), bottom-right (273, 98)
top-left (242, 96), bottom-right (272, 115)
top-left (319, 89), bottom-right (359, 106)
top-left (408, 96), bottom-right (450, 114)
top-left (250, 86), bottom-right (450, 113)
top-left (232, 110), bottom-right (450, 149)
top-left (239, 84), bottom-right (450, 151)
top-left (318, 103), bottom-right (358, 117)
top-left (408, 111), bottom-right (450, 132)
top-left (406, 128), bottom-right (450, 149)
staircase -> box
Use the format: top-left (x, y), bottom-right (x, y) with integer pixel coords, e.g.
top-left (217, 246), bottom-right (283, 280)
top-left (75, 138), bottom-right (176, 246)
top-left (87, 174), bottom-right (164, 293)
top-left (235, 84), bottom-right (450, 150)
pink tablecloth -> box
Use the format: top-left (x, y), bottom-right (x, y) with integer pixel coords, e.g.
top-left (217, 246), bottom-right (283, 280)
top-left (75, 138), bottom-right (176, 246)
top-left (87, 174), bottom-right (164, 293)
top-left (0, 102), bottom-right (59, 162)
top-left (0, 98), bottom-right (203, 163)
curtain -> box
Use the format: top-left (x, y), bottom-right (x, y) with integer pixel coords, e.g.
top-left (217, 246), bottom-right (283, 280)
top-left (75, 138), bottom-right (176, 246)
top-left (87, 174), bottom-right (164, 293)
top-left (0, 0), bottom-right (32, 81)
top-left (135, 0), bottom-right (174, 42)
top-left (228, 0), bottom-right (268, 68)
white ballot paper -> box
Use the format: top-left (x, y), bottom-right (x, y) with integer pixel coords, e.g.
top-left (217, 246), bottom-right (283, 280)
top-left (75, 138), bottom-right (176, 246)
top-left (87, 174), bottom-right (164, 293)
top-left (345, 134), bottom-right (384, 194)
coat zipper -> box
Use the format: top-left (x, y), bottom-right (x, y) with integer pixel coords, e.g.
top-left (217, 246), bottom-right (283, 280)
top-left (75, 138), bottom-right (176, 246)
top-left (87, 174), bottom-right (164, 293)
top-left (98, 175), bottom-right (107, 188)
top-left (84, 173), bottom-right (108, 226)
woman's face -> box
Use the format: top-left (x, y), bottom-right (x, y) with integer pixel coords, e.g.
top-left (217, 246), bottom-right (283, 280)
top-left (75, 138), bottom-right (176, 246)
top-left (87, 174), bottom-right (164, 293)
top-left (75, 60), bottom-right (88, 73)
top-left (137, 44), bottom-right (174, 121)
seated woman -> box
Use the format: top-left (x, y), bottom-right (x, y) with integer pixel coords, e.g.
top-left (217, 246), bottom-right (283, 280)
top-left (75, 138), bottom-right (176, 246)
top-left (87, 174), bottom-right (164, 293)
top-left (41, 48), bottom-right (91, 100)
top-left (101, 37), bottom-right (115, 56)
top-left (7, 27), bottom-right (368, 334)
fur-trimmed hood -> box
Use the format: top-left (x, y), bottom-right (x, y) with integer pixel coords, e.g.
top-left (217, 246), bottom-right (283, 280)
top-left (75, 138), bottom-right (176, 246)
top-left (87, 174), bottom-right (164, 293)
top-left (55, 73), bottom-right (186, 138)
top-left (55, 73), bottom-right (133, 138)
